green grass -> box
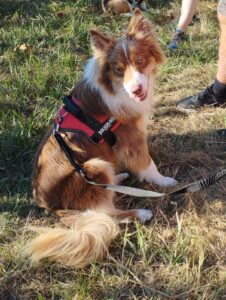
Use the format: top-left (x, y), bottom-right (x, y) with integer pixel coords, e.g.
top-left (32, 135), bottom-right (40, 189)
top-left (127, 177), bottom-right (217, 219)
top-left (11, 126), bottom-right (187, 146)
top-left (1, 0), bottom-right (226, 299)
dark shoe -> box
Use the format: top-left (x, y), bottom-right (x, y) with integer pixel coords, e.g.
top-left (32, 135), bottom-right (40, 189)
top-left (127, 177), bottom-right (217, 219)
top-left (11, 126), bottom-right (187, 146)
top-left (177, 84), bottom-right (226, 109)
top-left (217, 129), bottom-right (226, 138)
top-left (168, 30), bottom-right (185, 51)
top-left (139, 2), bottom-right (148, 11)
top-left (129, 0), bottom-right (148, 11)
top-left (190, 15), bottom-right (200, 26)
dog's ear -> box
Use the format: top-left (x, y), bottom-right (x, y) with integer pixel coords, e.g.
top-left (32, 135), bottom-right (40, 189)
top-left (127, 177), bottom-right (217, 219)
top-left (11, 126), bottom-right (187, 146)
top-left (126, 9), bottom-right (164, 65)
top-left (126, 8), bottom-right (155, 40)
top-left (90, 29), bottom-right (115, 56)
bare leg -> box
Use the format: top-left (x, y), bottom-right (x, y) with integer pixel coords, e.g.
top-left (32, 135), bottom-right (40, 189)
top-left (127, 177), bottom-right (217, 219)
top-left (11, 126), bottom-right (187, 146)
top-left (168, 0), bottom-right (198, 50)
top-left (177, 0), bottom-right (199, 32)
top-left (217, 12), bottom-right (226, 84)
top-left (177, 3), bottom-right (226, 108)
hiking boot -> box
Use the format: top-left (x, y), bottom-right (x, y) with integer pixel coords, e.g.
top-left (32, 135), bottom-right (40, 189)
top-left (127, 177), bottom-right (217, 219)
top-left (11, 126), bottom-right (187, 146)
top-left (139, 2), bottom-right (148, 11)
top-left (177, 84), bottom-right (226, 109)
top-left (168, 30), bottom-right (185, 51)
top-left (217, 129), bottom-right (226, 138)
top-left (129, 0), bottom-right (148, 11)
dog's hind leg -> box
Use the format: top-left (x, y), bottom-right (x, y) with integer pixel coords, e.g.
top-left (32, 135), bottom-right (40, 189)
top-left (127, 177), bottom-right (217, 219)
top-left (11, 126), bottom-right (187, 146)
top-left (110, 208), bottom-right (153, 223)
top-left (95, 205), bottom-right (153, 224)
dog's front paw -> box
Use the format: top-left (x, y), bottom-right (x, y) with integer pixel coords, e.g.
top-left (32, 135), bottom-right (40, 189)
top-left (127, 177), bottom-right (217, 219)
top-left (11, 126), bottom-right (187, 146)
top-left (138, 161), bottom-right (178, 187)
top-left (141, 173), bottom-right (177, 187)
top-left (155, 176), bottom-right (178, 187)
top-left (136, 209), bottom-right (153, 223)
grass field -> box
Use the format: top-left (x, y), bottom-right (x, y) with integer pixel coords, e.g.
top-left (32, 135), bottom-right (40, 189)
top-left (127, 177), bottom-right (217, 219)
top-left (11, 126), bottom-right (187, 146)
top-left (0, 0), bottom-right (226, 299)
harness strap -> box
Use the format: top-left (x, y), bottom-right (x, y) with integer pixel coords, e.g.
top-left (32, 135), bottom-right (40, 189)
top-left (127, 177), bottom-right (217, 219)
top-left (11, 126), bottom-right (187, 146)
top-left (53, 132), bottom-right (226, 199)
top-left (63, 96), bottom-right (118, 146)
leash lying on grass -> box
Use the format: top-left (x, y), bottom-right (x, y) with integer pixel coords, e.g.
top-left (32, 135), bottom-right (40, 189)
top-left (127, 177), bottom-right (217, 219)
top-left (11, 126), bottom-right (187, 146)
top-left (54, 131), bottom-right (226, 199)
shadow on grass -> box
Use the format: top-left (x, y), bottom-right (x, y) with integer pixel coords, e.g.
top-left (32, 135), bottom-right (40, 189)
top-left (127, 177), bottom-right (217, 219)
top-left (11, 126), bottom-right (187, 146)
top-left (0, 198), bottom-right (45, 218)
top-left (0, 0), bottom-right (96, 19)
top-left (0, 0), bottom-right (51, 18)
top-left (147, 0), bottom-right (172, 9)
top-left (0, 124), bottom-right (48, 196)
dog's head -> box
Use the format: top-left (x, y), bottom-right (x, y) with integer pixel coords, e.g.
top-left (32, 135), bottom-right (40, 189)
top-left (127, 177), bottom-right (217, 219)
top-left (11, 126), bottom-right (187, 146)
top-left (89, 9), bottom-right (164, 104)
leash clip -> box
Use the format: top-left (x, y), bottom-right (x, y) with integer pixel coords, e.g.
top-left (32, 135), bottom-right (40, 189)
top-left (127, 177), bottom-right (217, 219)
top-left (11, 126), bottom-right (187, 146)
top-left (79, 170), bottom-right (86, 178)
top-left (54, 123), bottom-right (60, 133)
top-left (53, 113), bottom-right (65, 134)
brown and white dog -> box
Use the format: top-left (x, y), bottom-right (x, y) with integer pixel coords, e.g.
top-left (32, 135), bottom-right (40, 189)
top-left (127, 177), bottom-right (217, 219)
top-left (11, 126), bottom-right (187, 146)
top-left (28, 9), bottom-right (177, 268)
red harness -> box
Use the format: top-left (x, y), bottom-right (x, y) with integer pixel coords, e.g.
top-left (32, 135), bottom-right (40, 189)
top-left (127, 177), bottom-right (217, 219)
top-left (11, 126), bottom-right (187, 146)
top-left (54, 96), bottom-right (120, 145)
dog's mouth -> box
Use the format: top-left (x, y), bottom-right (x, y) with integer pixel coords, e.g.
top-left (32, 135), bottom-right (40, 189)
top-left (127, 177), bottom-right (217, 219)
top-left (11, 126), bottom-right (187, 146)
top-left (128, 90), bottom-right (148, 102)
top-left (134, 74), bottom-right (149, 102)
top-left (135, 91), bottom-right (147, 102)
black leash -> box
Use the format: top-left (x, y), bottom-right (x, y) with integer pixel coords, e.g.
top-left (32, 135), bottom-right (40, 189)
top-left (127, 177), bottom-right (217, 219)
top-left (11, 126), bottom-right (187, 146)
top-left (54, 131), bottom-right (226, 199)
top-left (54, 131), bottom-right (91, 181)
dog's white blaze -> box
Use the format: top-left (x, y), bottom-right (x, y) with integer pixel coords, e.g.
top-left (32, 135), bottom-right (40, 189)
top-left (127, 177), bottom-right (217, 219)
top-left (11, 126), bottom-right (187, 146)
top-left (123, 69), bottom-right (148, 97)
top-left (139, 160), bottom-right (177, 187)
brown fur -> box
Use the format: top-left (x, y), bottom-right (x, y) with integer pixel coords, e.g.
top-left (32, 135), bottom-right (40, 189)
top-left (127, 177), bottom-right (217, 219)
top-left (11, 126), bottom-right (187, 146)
top-left (71, 80), bottom-right (110, 116)
top-left (27, 10), bottom-right (167, 268)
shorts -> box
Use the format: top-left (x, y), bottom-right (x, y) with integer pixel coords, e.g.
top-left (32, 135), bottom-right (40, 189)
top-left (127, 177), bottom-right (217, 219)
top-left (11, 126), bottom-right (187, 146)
top-left (218, 0), bottom-right (226, 16)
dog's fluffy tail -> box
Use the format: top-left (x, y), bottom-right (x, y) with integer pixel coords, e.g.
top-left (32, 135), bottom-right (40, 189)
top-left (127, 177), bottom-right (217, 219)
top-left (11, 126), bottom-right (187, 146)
top-left (27, 211), bottom-right (119, 268)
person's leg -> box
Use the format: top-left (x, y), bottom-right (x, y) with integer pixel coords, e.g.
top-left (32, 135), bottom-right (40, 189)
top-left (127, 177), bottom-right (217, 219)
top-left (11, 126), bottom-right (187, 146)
top-left (216, 11), bottom-right (226, 84)
top-left (177, 6), bottom-right (226, 108)
top-left (168, 0), bottom-right (198, 51)
top-left (177, 0), bottom-right (199, 32)
top-left (216, 3), bottom-right (226, 136)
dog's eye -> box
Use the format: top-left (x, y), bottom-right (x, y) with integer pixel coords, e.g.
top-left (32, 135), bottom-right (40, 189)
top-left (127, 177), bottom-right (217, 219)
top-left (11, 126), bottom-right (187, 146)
top-left (135, 58), bottom-right (144, 66)
top-left (113, 67), bottom-right (124, 76)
